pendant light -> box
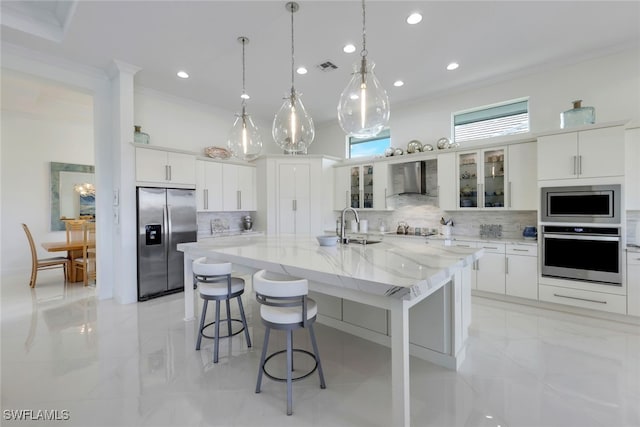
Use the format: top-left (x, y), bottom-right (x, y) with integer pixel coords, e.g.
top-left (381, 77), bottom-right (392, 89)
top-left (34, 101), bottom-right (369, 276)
top-left (337, 0), bottom-right (390, 138)
top-left (228, 36), bottom-right (262, 161)
top-left (272, 1), bottom-right (315, 154)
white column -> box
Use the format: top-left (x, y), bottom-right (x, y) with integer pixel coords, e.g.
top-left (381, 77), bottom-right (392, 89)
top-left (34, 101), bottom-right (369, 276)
top-left (107, 60), bottom-right (141, 304)
top-left (389, 298), bottom-right (411, 427)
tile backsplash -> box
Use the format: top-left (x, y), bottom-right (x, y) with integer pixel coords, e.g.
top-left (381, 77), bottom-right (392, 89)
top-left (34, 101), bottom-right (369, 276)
top-left (338, 194), bottom-right (537, 239)
top-left (197, 211), bottom-right (253, 237)
top-left (628, 210), bottom-right (640, 245)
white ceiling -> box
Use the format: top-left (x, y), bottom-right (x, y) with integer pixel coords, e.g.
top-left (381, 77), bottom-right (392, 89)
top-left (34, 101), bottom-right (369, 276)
top-left (2, 1), bottom-right (639, 125)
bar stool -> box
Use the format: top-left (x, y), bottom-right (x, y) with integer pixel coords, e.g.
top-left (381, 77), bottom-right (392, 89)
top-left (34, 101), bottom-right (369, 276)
top-left (193, 257), bottom-right (252, 363)
top-left (253, 269), bottom-right (326, 415)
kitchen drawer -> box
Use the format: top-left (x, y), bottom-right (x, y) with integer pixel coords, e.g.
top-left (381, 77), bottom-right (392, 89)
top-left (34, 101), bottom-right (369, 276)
top-left (627, 252), bottom-right (640, 265)
top-left (506, 244), bottom-right (537, 256)
top-left (477, 242), bottom-right (505, 254)
top-left (539, 284), bottom-right (626, 314)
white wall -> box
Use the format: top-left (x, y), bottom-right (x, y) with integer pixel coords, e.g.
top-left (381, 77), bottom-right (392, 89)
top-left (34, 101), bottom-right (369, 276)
top-left (133, 87), bottom-right (280, 155)
top-left (311, 48), bottom-right (640, 158)
top-left (1, 71), bottom-right (94, 276)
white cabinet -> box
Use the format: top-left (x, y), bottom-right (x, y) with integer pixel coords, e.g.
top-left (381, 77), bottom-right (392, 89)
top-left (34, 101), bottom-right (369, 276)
top-left (537, 126), bottom-right (625, 181)
top-left (195, 160), bottom-right (223, 211)
top-left (437, 152), bottom-right (457, 211)
top-left (257, 156), bottom-right (336, 236)
top-left (342, 300), bottom-right (388, 335)
top-left (135, 147), bottom-right (196, 185)
top-left (628, 251), bottom-right (640, 316)
top-left (278, 163), bottom-right (311, 234)
top-left (505, 244), bottom-right (538, 299)
top-left (334, 162), bottom-right (389, 210)
top-left (475, 243), bottom-right (506, 294)
top-left (625, 128), bottom-right (640, 210)
top-left (458, 147), bottom-right (507, 209)
top-left (222, 164), bottom-right (256, 211)
top-left (507, 142), bottom-right (537, 210)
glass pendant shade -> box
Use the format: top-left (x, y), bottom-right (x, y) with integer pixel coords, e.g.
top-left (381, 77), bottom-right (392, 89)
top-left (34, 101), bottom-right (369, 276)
top-left (228, 106), bottom-right (262, 161)
top-left (273, 89), bottom-right (315, 154)
top-left (338, 58), bottom-right (390, 138)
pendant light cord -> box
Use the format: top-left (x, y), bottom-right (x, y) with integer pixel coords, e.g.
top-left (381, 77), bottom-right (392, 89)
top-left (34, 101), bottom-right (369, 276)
top-left (290, 5), bottom-right (295, 91)
top-left (241, 38), bottom-right (246, 104)
top-left (361, 0), bottom-right (367, 57)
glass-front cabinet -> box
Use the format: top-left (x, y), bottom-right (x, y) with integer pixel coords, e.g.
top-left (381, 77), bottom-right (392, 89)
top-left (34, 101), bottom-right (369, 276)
top-left (350, 164), bottom-right (374, 208)
top-left (458, 148), bottom-right (506, 209)
top-left (334, 163), bottom-right (388, 210)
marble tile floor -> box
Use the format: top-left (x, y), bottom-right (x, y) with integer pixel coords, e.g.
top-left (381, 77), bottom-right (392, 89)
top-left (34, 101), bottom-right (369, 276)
top-left (1, 270), bottom-right (639, 427)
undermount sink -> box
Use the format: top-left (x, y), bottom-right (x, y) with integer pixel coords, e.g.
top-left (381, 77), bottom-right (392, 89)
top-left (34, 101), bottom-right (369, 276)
top-left (347, 239), bottom-right (382, 245)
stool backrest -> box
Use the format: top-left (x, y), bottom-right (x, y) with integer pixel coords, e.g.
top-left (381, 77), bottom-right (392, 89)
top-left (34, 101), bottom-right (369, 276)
top-left (192, 257), bottom-right (232, 276)
top-left (253, 270), bottom-right (311, 326)
top-left (253, 270), bottom-right (308, 297)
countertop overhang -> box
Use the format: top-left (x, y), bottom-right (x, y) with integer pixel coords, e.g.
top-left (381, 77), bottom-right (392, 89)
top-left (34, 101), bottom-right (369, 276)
top-left (178, 234), bottom-right (483, 301)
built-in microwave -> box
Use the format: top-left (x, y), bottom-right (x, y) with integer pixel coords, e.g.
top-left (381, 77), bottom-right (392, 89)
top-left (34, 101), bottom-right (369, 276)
top-left (541, 185), bottom-right (620, 223)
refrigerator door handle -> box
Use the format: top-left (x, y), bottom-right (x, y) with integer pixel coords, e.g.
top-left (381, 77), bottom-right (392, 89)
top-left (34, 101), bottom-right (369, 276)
top-left (165, 204), bottom-right (171, 257)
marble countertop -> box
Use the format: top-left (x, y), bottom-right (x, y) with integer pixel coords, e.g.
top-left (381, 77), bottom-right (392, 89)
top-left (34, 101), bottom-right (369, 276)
top-left (178, 234), bottom-right (483, 301)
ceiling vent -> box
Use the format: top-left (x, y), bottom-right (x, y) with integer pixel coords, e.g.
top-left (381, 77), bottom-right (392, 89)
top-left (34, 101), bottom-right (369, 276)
top-left (317, 61), bottom-right (338, 72)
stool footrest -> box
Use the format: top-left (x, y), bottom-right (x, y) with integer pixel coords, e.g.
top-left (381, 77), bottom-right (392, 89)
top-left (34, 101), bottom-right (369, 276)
top-left (262, 349), bottom-right (319, 383)
top-left (201, 318), bottom-right (247, 340)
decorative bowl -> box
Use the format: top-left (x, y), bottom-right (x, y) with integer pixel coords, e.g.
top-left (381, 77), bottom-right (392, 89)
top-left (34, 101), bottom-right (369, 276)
top-left (406, 140), bottom-right (423, 154)
top-left (384, 147), bottom-right (395, 157)
top-left (394, 147), bottom-right (404, 156)
top-left (422, 144), bottom-right (434, 151)
top-left (316, 235), bottom-right (339, 246)
top-left (436, 137), bottom-right (451, 149)
top-left (204, 146), bottom-right (231, 159)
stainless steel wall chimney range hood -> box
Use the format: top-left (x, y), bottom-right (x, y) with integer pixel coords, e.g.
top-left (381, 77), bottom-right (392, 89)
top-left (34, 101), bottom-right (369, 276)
top-left (390, 159), bottom-right (437, 196)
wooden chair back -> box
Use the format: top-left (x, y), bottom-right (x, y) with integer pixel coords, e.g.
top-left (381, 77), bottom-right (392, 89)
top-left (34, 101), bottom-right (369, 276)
top-left (22, 223), bottom-right (38, 275)
top-left (65, 220), bottom-right (86, 243)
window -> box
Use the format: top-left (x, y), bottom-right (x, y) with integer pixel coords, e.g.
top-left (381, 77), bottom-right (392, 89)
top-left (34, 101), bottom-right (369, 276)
top-left (349, 129), bottom-right (391, 159)
top-left (453, 99), bottom-right (529, 143)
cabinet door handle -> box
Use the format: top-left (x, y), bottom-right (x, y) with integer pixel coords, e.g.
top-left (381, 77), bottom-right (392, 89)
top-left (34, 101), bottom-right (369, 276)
top-left (165, 165), bottom-right (170, 181)
top-left (384, 188), bottom-right (387, 209)
top-left (345, 190), bottom-right (349, 207)
top-left (505, 257), bottom-right (509, 274)
top-left (512, 248), bottom-right (529, 252)
top-left (553, 293), bottom-right (607, 304)
top-left (572, 156), bottom-right (577, 175)
top-left (204, 189), bottom-right (208, 210)
top-left (360, 190), bottom-right (364, 208)
top-left (457, 244), bottom-right (472, 248)
top-left (508, 181), bottom-right (512, 208)
top-left (578, 155), bottom-right (583, 175)
top-left (237, 190), bottom-right (241, 210)
top-left (293, 199), bottom-right (297, 211)
top-left (482, 246), bottom-right (498, 250)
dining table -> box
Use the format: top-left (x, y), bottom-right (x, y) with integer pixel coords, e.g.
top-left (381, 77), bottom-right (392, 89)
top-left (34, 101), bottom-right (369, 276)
top-left (41, 241), bottom-right (88, 282)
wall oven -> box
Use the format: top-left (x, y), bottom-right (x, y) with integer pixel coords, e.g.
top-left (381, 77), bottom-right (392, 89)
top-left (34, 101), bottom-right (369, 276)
top-left (541, 184), bottom-right (620, 223)
top-left (541, 225), bottom-right (622, 285)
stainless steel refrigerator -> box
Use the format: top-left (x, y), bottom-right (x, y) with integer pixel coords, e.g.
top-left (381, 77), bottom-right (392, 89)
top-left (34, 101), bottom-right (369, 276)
top-left (137, 187), bottom-right (197, 301)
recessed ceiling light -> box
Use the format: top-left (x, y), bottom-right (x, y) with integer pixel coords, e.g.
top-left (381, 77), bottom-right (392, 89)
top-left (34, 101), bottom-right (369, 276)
top-left (296, 66), bottom-right (308, 75)
top-left (393, 80), bottom-right (404, 87)
top-left (406, 12), bottom-right (423, 25)
top-left (446, 62), bottom-right (459, 71)
top-left (343, 43), bottom-right (356, 53)
top-left (177, 70), bottom-right (189, 79)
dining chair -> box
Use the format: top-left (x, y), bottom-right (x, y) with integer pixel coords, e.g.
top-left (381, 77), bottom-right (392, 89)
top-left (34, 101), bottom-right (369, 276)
top-left (22, 223), bottom-right (69, 288)
top-left (73, 222), bottom-right (96, 286)
top-left (65, 220), bottom-right (85, 282)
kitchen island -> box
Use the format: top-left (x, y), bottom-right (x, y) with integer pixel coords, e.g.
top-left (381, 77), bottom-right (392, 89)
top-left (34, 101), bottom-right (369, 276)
top-left (178, 234), bottom-right (482, 427)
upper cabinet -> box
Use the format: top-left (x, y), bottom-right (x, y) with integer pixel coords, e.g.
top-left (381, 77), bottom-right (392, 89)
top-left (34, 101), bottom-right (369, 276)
top-left (222, 163), bottom-right (256, 211)
top-left (537, 125), bottom-right (625, 181)
top-left (135, 147), bottom-right (196, 186)
top-left (195, 160), bottom-right (223, 211)
top-left (334, 163), bottom-right (389, 211)
top-left (507, 142), bottom-right (537, 210)
top-left (625, 127), bottom-right (640, 210)
top-left (457, 147), bottom-right (507, 209)
top-left (437, 153), bottom-right (457, 211)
